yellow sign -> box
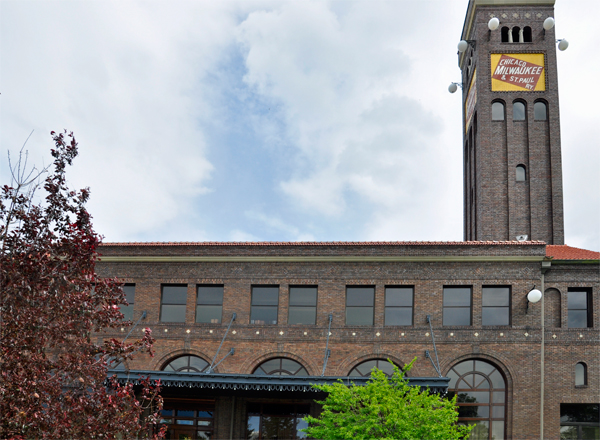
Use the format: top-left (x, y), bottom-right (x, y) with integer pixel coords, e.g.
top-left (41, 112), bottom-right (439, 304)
top-left (465, 69), bottom-right (477, 132)
top-left (490, 53), bottom-right (545, 91)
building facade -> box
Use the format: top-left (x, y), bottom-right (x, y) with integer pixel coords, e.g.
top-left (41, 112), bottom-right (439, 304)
top-left (97, 1), bottom-right (599, 439)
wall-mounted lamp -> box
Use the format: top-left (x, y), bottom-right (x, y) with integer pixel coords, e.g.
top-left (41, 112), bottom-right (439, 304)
top-left (448, 82), bottom-right (463, 93)
top-left (526, 286), bottom-right (542, 313)
top-left (488, 17), bottom-right (500, 31)
top-left (557, 39), bottom-right (569, 51)
top-left (543, 17), bottom-right (555, 30)
top-left (457, 39), bottom-right (476, 53)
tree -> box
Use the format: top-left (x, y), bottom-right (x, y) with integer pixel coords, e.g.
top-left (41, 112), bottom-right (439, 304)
top-left (302, 359), bottom-right (472, 440)
top-left (0, 131), bottom-right (164, 439)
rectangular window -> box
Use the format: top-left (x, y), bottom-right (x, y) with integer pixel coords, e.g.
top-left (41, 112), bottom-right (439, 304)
top-left (346, 286), bottom-right (374, 326)
top-left (196, 285), bottom-right (223, 324)
top-left (568, 289), bottom-right (593, 328)
top-left (482, 286), bottom-right (510, 326)
top-left (385, 287), bottom-right (413, 326)
top-left (288, 286), bottom-right (317, 325)
top-left (120, 284), bottom-right (135, 321)
top-left (251, 286), bottom-right (279, 325)
top-left (160, 285), bottom-right (188, 322)
top-left (443, 286), bottom-right (472, 326)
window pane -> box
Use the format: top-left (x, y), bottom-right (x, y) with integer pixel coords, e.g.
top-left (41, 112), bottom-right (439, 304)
top-left (120, 304), bottom-right (134, 321)
top-left (513, 102), bottom-right (526, 120)
top-left (444, 288), bottom-right (471, 306)
top-left (251, 306), bottom-right (277, 324)
top-left (492, 406), bottom-right (505, 418)
top-left (161, 304), bottom-right (186, 322)
top-left (346, 307), bottom-right (374, 325)
top-left (568, 310), bottom-right (588, 328)
top-left (346, 287), bottom-right (375, 306)
top-left (165, 356), bottom-right (188, 371)
top-left (582, 427), bottom-right (600, 440)
top-left (482, 287), bottom-right (510, 306)
top-left (493, 392), bottom-right (505, 403)
top-left (568, 291), bottom-right (588, 309)
top-left (385, 287), bottom-right (413, 306)
top-left (162, 285), bottom-right (188, 304)
top-left (489, 370), bottom-right (506, 389)
top-left (444, 307), bottom-right (471, 326)
top-left (288, 307), bottom-right (316, 325)
top-left (482, 307), bottom-right (509, 326)
top-left (197, 286), bottom-right (223, 304)
top-left (252, 287), bottom-right (279, 306)
top-left (196, 305), bottom-right (222, 323)
top-left (123, 284), bottom-right (135, 303)
top-left (385, 307), bottom-right (412, 326)
top-left (516, 165), bottom-right (526, 181)
top-left (492, 102), bottom-right (505, 120)
top-left (188, 356), bottom-right (209, 371)
top-left (575, 363), bottom-right (586, 386)
top-left (289, 287), bottom-right (317, 306)
top-left (534, 101), bottom-right (547, 120)
top-left (491, 421), bottom-right (505, 440)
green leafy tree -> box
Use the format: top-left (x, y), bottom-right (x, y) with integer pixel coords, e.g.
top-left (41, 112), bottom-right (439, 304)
top-left (302, 359), bottom-right (472, 440)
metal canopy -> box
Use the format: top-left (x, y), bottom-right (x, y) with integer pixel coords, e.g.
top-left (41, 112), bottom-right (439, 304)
top-left (108, 370), bottom-right (449, 394)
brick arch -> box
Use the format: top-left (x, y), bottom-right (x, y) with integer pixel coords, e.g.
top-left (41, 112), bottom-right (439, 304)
top-left (152, 348), bottom-right (214, 371)
top-left (241, 351), bottom-right (318, 376)
top-left (335, 352), bottom-right (406, 377)
top-left (544, 287), bottom-right (561, 328)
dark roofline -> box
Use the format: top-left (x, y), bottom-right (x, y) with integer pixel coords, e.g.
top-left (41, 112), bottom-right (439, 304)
top-left (108, 370), bottom-right (449, 394)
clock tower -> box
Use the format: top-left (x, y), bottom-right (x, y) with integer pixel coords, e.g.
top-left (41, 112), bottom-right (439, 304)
top-left (459, 0), bottom-right (564, 244)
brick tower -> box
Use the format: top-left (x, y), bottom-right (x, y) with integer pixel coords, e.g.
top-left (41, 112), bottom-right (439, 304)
top-left (459, 0), bottom-right (564, 244)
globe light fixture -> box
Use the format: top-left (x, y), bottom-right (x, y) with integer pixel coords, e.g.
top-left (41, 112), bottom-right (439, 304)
top-left (528, 288), bottom-right (543, 303)
top-left (448, 82), bottom-right (461, 93)
top-left (457, 40), bottom-right (469, 53)
top-left (543, 17), bottom-right (555, 30)
top-left (557, 39), bottom-right (569, 51)
top-left (488, 17), bottom-right (500, 31)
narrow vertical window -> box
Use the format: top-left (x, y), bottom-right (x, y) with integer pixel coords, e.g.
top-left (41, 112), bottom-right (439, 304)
top-left (120, 284), bottom-right (135, 321)
top-left (346, 286), bottom-right (375, 325)
top-left (523, 26), bottom-right (532, 42)
top-left (513, 101), bottom-right (526, 120)
top-left (511, 27), bottom-right (520, 43)
top-left (492, 102), bottom-right (505, 121)
top-left (196, 285), bottom-right (223, 324)
top-left (567, 289), bottom-right (592, 328)
top-left (443, 287), bottom-right (472, 326)
top-left (161, 285), bottom-right (188, 322)
top-left (288, 286), bottom-right (317, 325)
top-left (516, 165), bottom-right (526, 182)
top-left (501, 27), bottom-right (509, 42)
top-left (384, 287), bottom-right (413, 326)
top-left (575, 362), bottom-right (587, 386)
top-left (482, 286), bottom-right (510, 326)
top-left (251, 286), bottom-right (279, 325)
top-left (534, 101), bottom-right (547, 120)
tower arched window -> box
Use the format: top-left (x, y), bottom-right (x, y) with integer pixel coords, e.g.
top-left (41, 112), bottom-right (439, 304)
top-left (162, 355), bottom-right (210, 373)
top-left (253, 358), bottom-right (308, 376)
top-left (511, 27), bottom-right (520, 43)
top-left (447, 359), bottom-right (507, 440)
top-left (501, 27), bottom-right (509, 42)
top-left (348, 359), bottom-right (402, 377)
top-left (575, 362), bottom-right (587, 386)
top-left (492, 101), bottom-right (505, 121)
top-left (534, 101), bottom-right (547, 120)
top-left (513, 101), bottom-right (526, 121)
top-left (523, 26), bottom-right (532, 42)
top-left (516, 165), bottom-right (527, 182)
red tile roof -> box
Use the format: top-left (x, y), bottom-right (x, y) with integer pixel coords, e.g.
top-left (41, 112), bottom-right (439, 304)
top-left (100, 240), bottom-right (546, 247)
top-left (546, 245), bottom-right (600, 260)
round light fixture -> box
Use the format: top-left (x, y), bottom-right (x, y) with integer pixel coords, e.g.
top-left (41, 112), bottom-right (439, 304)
top-left (488, 17), bottom-right (500, 31)
top-left (457, 40), bottom-right (469, 53)
top-left (527, 289), bottom-right (543, 303)
top-left (558, 39), bottom-right (569, 51)
top-left (543, 17), bottom-right (555, 30)
top-left (448, 83), bottom-right (459, 93)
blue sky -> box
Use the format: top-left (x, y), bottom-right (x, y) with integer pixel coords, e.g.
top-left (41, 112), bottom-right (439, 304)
top-left (1, 0), bottom-right (598, 250)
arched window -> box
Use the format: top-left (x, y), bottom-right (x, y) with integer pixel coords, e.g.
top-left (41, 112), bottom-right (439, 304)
top-left (253, 358), bottom-right (308, 376)
top-left (163, 355), bottom-right (210, 373)
top-left (501, 27), bottom-right (509, 43)
top-left (348, 359), bottom-right (400, 377)
top-left (511, 27), bottom-right (520, 43)
top-left (534, 101), bottom-right (547, 120)
top-left (447, 359), bottom-right (507, 440)
top-left (575, 363), bottom-right (587, 386)
top-left (492, 102), bottom-right (505, 121)
top-left (513, 101), bottom-right (526, 121)
top-left (523, 26), bottom-right (532, 42)
top-left (516, 165), bottom-right (526, 182)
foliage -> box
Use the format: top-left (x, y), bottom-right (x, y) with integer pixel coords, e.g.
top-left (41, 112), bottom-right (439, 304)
top-left (302, 359), bottom-right (472, 440)
top-left (0, 131), bottom-right (164, 439)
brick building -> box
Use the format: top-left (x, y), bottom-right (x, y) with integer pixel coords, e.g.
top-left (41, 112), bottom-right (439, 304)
top-left (98, 0), bottom-right (599, 439)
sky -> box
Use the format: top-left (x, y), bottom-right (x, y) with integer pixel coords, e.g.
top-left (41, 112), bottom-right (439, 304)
top-left (1, 0), bottom-right (598, 251)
